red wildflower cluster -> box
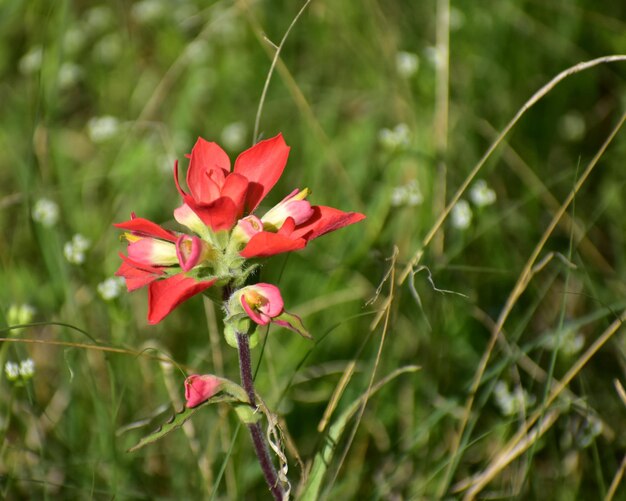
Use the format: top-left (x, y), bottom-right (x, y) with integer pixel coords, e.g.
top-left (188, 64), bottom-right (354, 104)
top-left (115, 133), bottom-right (364, 324)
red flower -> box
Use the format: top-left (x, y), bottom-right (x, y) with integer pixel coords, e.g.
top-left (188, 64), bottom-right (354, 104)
top-left (174, 134), bottom-right (365, 258)
top-left (230, 284), bottom-right (311, 339)
top-left (114, 215), bottom-right (216, 324)
top-left (174, 134), bottom-right (290, 232)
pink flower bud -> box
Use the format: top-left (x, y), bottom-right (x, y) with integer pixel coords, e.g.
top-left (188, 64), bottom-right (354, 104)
top-left (239, 283), bottom-right (284, 325)
top-left (184, 374), bottom-right (223, 408)
top-left (175, 234), bottom-right (209, 271)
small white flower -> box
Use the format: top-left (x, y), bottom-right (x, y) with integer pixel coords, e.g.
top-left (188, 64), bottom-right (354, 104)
top-left (19, 46), bottom-right (43, 75)
top-left (451, 199), bottom-right (472, 230)
top-left (63, 27), bottom-right (87, 55)
top-left (7, 304), bottom-right (36, 328)
top-left (97, 277), bottom-right (126, 301)
top-left (469, 180), bottom-right (496, 207)
top-left (5, 362), bottom-right (20, 381)
top-left (32, 198), bottom-right (60, 227)
top-left (84, 6), bottom-right (114, 32)
top-left (87, 116), bottom-right (120, 143)
top-left (396, 51), bottom-right (419, 78)
top-left (449, 7), bottom-right (466, 30)
top-left (221, 122), bottom-right (247, 151)
top-left (424, 46), bottom-right (442, 67)
top-left (186, 39), bottom-right (212, 64)
top-left (391, 180), bottom-right (423, 207)
top-left (93, 34), bottom-right (122, 64)
top-left (559, 111), bottom-right (586, 142)
top-left (58, 62), bottom-right (83, 89)
top-left (18, 359), bottom-right (35, 379)
top-left (64, 234), bottom-right (91, 265)
top-left (378, 123), bottom-right (411, 151)
top-left (132, 0), bottom-right (166, 23)
top-left (494, 381), bottom-right (535, 416)
top-left (545, 328), bottom-right (585, 356)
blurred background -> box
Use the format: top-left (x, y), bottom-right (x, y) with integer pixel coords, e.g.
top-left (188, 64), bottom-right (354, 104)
top-left (2, 0), bottom-right (626, 499)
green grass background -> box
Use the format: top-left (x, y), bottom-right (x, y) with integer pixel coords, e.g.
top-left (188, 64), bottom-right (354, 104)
top-left (2, 0), bottom-right (626, 499)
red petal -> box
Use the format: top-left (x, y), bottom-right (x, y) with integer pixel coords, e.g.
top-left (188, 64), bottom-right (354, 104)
top-left (291, 205), bottom-right (365, 241)
top-left (114, 217), bottom-right (178, 243)
top-left (234, 133), bottom-right (290, 212)
top-left (187, 138), bottom-right (231, 203)
top-left (186, 196), bottom-right (240, 232)
top-left (240, 231), bottom-right (306, 258)
top-left (115, 256), bottom-right (163, 291)
top-left (147, 275), bottom-right (216, 324)
top-left (220, 173), bottom-right (249, 219)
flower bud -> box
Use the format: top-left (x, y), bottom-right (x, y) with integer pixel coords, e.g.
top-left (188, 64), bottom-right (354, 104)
top-left (184, 374), bottom-right (223, 408)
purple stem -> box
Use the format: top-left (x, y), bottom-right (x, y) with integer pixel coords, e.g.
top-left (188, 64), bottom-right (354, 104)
top-left (236, 331), bottom-right (284, 501)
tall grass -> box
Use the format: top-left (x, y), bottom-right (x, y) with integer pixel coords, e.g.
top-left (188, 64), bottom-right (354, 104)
top-left (2, 0), bottom-right (626, 499)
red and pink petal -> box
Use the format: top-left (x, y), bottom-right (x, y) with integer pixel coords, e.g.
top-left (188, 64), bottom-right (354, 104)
top-left (239, 231), bottom-right (307, 258)
top-left (292, 205), bottom-right (366, 241)
top-left (114, 217), bottom-right (178, 243)
top-left (147, 275), bottom-right (216, 324)
top-left (234, 133), bottom-right (290, 212)
top-left (115, 258), bottom-right (162, 291)
top-left (186, 138), bottom-right (231, 202)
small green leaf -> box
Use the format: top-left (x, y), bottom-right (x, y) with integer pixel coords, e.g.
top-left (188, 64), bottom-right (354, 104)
top-left (275, 311), bottom-right (312, 339)
top-left (128, 394), bottom-right (237, 452)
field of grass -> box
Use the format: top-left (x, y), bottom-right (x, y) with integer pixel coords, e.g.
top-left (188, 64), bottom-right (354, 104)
top-left (2, 1), bottom-right (626, 499)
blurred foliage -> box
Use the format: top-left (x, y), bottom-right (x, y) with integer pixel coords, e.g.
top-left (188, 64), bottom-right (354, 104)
top-left (1, 0), bottom-right (626, 499)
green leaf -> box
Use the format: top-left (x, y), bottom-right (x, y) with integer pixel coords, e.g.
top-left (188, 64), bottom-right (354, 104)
top-left (275, 311), bottom-right (312, 339)
top-left (127, 394), bottom-right (238, 453)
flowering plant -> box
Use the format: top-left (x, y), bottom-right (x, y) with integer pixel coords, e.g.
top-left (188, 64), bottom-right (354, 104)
top-left (116, 134), bottom-right (364, 324)
top-left (117, 133), bottom-right (364, 499)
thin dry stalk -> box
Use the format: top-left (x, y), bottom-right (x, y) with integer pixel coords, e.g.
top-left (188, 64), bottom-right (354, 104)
top-left (476, 118), bottom-right (613, 274)
top-left (238, 0), bottom-right (363, 211)
top-left (324, 247), bottom-right (398, 497)
top-left (462, 308), bottom-right (626, 499)
top-left (399, 54), bottom-right (626, 285)
top-left (605, 453), bottom-right (626, 501)
top-left (432, 0), bottom-right (450, 257)
top-left (439, 106), bottom-right (626, 497)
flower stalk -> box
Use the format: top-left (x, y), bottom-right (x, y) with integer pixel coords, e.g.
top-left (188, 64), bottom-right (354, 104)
top-left (236, 331), bottom-right (284, 500)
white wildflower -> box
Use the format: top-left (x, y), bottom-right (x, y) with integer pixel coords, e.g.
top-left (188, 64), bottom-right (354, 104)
top-left (85, 6), bottom-right (114, 32)
top-left (221, 122), bottom-right (247, 151)
top-left (93, 33), bottom-right (122, 64)
top-left (391, 180), bottom-right (423, 207)
top-left (32, 198), bottom-right (60, 227)
top-left (19, 46), bottom-right (43, 75)
top-left (449, 7), bottom-right (466, 30)
top-left (396, 51), bottom-right (419, 78)
top-left (5, 362), bottom-right (20, 381)
top-left (559, 111), bottom-right (586, 142)
top-left (7, 304), bottom-right (36, 328)
top-left (97, 277), bottom-right (126, 301)
top-left (64, 234), bottom-right (91, 265)
top-left (63, 27), bottom-right (86, 55)
top-left (451, 199), bottom-right (472, 229)
top-left (494, 381), bottom-right (535, 416)
top-left (545, 328), bottom-right (585, 356)
top-left (186, 39), bottom-right (212, 64)
top-left (18, 359), bottom-right (35, 379)
top-left (132, 0), bottom-right (166, 23)
top-left (58, 62), bottom-right (83, 89)
top-left (378, 123), bottom-right (411, 151)
top-left (469, 180), bottom-right (496, 207)
top-left (424, 46), bottom-right (442, 68)
top-left (87, 116), bottom-right (120, 143)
